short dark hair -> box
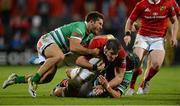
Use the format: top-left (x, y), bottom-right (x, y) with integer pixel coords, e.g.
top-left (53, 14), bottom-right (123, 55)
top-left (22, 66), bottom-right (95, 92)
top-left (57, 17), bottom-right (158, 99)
top-left (85, 11), bottom-right (104, 22)
top-left (105, 39), bottom-right (121, 54)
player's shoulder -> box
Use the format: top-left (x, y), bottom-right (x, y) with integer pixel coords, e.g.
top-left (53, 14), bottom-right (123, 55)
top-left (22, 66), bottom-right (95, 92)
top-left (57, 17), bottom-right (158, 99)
top-left (136, 0), bottom-right (147, 6)
top-left (117, 47), bottom-right (127, 59)
top-left (161, 0), bottom-right (174, 6)
top-left (72, 21), bottom-right (85, 27)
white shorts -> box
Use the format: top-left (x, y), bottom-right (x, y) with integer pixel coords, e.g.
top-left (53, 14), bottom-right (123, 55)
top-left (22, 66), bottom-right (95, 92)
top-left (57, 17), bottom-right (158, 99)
top-left (36, 33), bottom-right (73, 64)
top-left (36, 34), bottom-right (55, 63)
top-left (134, 34), bottom-right (165, 52)
top-left (37, 34), bottom-right (56, 56)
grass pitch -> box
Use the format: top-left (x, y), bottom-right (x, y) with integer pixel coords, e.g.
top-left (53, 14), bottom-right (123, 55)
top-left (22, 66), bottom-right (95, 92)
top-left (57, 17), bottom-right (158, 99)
top-left (0, 65), bottom-right (180, 105)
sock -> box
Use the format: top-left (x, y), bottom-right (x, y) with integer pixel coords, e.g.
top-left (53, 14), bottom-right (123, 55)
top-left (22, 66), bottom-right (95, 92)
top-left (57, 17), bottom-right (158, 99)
top-left (145, 67), bottom-right (158, 81)
top-left (139, 80), bottom-right (145, 88)
top-left (15, 76), bottom-right (26, 83)
top-left (130, 68), bottom-right (143, 89)
top-left (31, 73), bottom-right (41, 83)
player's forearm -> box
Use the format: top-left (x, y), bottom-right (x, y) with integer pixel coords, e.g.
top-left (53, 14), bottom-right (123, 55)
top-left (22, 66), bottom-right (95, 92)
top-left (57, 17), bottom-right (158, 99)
top-left (76, 56), bottom-right (94, 70)
top-left (105, 86), bottom-right (121, 98)
top-left (171, 16), bottom-right (179, 39)
top-left (109, 68), bottom-right (125, 88)
top-left (125, 18), bottom-right (134, 34)
top-left (69, 38), bottom-right (97, 55)
top-left (70, 45), bottom-right (94, 55)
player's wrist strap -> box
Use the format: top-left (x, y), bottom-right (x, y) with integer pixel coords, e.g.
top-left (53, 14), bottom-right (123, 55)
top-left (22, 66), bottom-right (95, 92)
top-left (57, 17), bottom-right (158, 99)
top-left (125, 31), bottom-right (131, 36)
top-left (92, 64), bottom-right (98, 70)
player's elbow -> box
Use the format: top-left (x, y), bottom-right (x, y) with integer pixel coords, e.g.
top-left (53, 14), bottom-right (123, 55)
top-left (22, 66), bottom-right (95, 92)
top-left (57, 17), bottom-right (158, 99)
top-left (75, 57), bottom-right (82, 66)
top-left (70, 46), bottom-right (78, 53)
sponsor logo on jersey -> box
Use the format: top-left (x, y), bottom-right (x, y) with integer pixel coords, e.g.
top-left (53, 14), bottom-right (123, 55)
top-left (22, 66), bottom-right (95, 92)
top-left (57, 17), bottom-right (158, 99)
top-left (145, 8), bottom-right (150, 12)
top-left (160, 6), bottom-right (166, 11)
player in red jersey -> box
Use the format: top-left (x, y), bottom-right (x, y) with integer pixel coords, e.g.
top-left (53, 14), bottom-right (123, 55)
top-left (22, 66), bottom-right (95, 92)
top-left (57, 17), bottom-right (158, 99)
top-left (124, 0), bottom-right (179, 95)
top-left (51, 35), bottom-right (140, 98)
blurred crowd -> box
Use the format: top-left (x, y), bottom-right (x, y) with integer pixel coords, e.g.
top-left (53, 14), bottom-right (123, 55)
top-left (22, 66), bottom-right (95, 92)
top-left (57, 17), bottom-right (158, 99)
top-left (0, 0), bottom-right (180, 65)
top-left (0, 0), bottom-right (143, 51)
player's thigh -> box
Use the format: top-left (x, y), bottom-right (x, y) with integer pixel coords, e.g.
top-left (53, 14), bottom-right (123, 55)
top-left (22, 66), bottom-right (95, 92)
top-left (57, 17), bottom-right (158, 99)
top-left (149, 50), bottom-right (165, 68)
top-left (44, 43), bottom-right (64, 59)
top-left (133, 47), bottom-right (147, 61)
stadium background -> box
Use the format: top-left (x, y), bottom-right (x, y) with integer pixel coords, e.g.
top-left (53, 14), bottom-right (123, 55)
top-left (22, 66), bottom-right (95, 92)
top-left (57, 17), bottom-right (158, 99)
top-left (0, 0), bottom-right (179, 65)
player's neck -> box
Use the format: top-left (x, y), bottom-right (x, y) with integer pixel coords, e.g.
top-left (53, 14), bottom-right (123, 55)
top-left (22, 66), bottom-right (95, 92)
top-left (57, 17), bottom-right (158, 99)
top-left (148, 0), bottom-right (161, 4)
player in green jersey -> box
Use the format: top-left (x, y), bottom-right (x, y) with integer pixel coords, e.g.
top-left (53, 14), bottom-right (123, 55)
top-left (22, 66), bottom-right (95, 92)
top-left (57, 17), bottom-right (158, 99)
top-left (2, 11), bottom-right (104, 97)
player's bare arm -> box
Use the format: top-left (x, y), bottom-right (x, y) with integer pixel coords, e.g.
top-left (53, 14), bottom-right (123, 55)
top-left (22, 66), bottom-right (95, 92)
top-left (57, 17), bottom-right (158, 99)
top-left (98, 75), bottom-right (121, 98)
top-left (76, 56), bottom-right (104, 71)
top-left (124, 18), bottom-right (134, 46)
top-left (108, 67), bottom-right (126, 88)
top-left (169, 15), bottom-right (179, 46)
top-left (69, 36), bottom-right (99, 56)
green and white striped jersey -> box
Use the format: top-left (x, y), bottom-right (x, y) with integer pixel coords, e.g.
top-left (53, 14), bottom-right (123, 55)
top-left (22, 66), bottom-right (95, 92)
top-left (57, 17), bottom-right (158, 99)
top-left (47, 21), bottom-right (95, 53)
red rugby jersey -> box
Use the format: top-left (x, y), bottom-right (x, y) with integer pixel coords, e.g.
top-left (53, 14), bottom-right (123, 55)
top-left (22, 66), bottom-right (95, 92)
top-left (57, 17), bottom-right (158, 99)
top-left (129, 0), bottom-right (176, 37)
top-left (88, 36), bottom-right (127, 68)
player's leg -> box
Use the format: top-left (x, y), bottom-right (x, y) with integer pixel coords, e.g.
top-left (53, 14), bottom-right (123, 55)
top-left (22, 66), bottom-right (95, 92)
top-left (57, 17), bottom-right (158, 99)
top-left (39, 65), bottom-right (57, 83)
top-left (126, 47), bottom-right (146, 95)
top-left (137, 37), bottom-right (165, 94)
top-left (136, 55), bottom-right (151, 94)
top-left (2, 73), bottom-right (33, 89)
top-left (2, 64), bottom-right (53, 89)
top-left (139, 50), bottom-right (165, 94)
top-left (31, 43), bottom-right (64, 83)
top-left (28, 43), bottom-right (64, 97)
top-left (119, 70), bottom-right (133, 96)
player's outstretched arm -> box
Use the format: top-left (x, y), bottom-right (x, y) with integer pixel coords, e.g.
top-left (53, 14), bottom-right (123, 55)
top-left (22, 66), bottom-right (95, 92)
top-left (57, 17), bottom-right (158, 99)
top-left (69, 38), bottom-right (99, 56)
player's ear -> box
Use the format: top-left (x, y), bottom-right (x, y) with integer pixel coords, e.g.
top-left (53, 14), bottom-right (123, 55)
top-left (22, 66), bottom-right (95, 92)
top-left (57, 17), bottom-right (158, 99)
top-left (103, 46), bottom-right (108, 54)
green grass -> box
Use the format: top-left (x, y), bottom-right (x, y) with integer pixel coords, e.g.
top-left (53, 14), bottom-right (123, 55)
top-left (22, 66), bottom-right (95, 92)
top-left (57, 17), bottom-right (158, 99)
top-left (0, 65), bottom-right (180, 105)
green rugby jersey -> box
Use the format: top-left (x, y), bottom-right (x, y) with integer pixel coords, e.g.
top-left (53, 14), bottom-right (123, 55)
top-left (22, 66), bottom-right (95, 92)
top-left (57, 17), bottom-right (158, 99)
top-left (47, 21), bottom-right (95, 53)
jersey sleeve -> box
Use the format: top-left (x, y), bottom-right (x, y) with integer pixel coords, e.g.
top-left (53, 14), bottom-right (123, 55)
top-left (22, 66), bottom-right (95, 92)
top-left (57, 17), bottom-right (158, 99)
top-left (168, 0), bottom-right (177, 17)
top-left (116, 48), bottom-right (127, 69)
top-left (172, 0), bottom-right (180, 16)
top-left (129, 2), bottom-right (143, 21)
top-left (70, 25), bottom-right (85, 41)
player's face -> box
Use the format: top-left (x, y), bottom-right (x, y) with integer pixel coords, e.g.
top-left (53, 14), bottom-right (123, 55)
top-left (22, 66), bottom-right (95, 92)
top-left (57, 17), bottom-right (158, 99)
top-left (91, 19), bottom-right (103, 35)
top-left (104, 48), bottom-right (118, 62)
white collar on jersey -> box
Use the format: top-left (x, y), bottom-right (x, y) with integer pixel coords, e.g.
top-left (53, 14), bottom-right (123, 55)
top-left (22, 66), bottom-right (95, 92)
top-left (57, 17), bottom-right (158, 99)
top-left (148, 0), bottom-right (161, 4)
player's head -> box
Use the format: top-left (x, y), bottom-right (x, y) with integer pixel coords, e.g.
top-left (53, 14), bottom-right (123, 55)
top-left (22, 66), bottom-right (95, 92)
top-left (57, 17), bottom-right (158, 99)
top-left (85, 11), bottom-right (104, 35)
top-left (104, 39), bottom-right (121, 62)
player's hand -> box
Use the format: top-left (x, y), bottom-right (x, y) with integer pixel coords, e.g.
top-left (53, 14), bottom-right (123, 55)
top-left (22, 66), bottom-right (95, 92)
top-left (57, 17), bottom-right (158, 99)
top-left (91, 48), bottom-right (100, 56)
top-left (132, 22), bottom-right (139, 32)
top-left (98, 75), bottom-right (109, 88)
top-left (124, 35), bottom-right (131, 46)
top-left (97, 61), bottom-right (105, 71)
top-left (170, 36), bottom-right (178, 47)
top-left (94, 85), bottom-right (104, 95)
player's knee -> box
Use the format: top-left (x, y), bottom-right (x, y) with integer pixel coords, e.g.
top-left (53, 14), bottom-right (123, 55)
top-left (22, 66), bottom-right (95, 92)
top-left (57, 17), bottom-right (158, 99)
top-left (55, 54), bottom-right (65, 63)
top-left (151, 62), bottom-right (161, 70)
